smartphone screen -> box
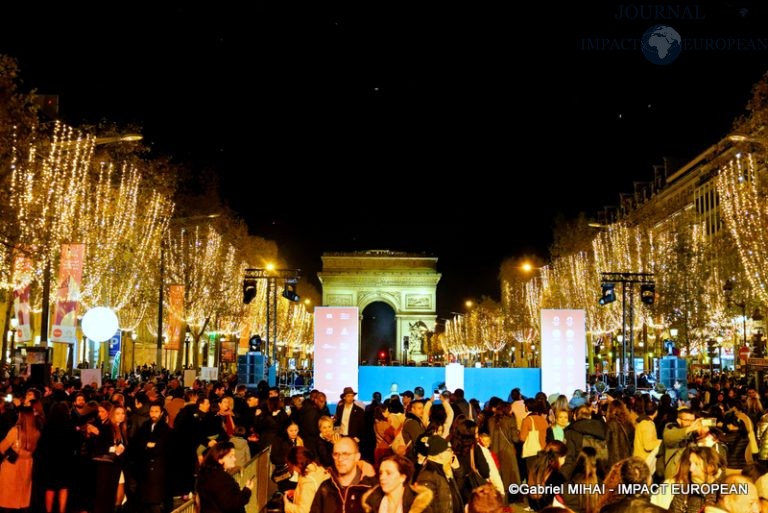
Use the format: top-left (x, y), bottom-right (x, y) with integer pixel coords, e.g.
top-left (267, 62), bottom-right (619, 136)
top-left (4, 394), bottom-right (11, 402)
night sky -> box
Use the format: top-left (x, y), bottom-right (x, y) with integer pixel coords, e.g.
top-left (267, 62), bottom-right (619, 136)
top-left (3, 2), bottom-right (768, 318)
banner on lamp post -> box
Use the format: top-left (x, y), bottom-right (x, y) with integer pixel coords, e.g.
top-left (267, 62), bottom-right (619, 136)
top-left (12, 250), bottom-right (33, 342)
top-left (51, 243), bottom-right (85, 344)
top-left (13, 285), bottom-right (32, 342)
top-left (166, 284), bottom-right (184, 351)
top-left (109, 330), bottom-right (121, 357)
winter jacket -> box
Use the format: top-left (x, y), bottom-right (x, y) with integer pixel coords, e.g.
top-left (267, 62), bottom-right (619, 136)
top-left (562, 418), bottom-right (607, 479)
top-left (415, 460), bottom-right (464, 513)
top-left (308, 467), bottom-right (376, 513)
top-left (284, 464), bottom-right (330, 513)
top-left (196, 466), bottom-right (251, 513)
top-left (361, 483), bottom-right (433, 513)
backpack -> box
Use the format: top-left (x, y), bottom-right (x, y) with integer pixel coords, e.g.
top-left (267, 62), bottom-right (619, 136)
top-left (581, 433), bottom-right (609, 463)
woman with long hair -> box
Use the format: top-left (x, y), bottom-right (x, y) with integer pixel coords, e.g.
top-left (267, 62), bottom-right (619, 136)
top-left (36, 402), bottom-right (79, 513)
top-left (271, 420), bottom-right (304, 492)
top-left (486, 401), bottom-right (521, 503)
top-left (450, 419), bottom-right (489, 503)
top-left (561, 446), bottom-right (603, 513)
top-left (526, 440), bottom-right (567, 511)
top-left (363, 455), bottom-right (433, 513)
top-left (373, 404), bottom-right (396, 466)
top-left (283, 446), bottom-right (330, 513)
top-left (605, 400), bottom-right (635, 468)
top-left (197, 442), bottom-right (254, 513)
top-left (666, 446), bottom-right (724, 513)
top-left (92, 403), bottom-right (128, 513)
top-left (0, 408), bottom-right (41, 510)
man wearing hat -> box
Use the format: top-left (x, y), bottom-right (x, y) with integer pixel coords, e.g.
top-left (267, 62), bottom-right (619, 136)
top-left (334, 386), bottom-right (365, 442)
top-left (414, 435), bottom-right (464, 513)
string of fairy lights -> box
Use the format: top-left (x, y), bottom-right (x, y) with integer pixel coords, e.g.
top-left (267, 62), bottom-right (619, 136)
top-left (0, 121), bottom-right (314, 366)
top-left (447, 145), bottom-right (768, 367)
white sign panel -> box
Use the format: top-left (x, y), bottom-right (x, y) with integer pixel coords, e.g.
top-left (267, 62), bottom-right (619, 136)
top-left (314, 307), bottom-right (359, 403)
top-left (540, 309), bottom-right (586, 397)
top-left (80, 368), bottom-right (102, 388)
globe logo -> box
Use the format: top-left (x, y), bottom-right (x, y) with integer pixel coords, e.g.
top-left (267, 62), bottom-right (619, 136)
top-left (641, 25), bottom-right (682, 65)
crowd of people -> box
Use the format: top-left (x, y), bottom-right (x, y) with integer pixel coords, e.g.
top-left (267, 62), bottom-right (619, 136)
top-left (0, 371), bottom-right (768, 513)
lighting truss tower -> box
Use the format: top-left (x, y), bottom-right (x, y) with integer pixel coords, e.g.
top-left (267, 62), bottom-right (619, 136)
top-left (600, 272), bottom-right (654, 388)
top-left (243, 268), bottom-right (301, 365)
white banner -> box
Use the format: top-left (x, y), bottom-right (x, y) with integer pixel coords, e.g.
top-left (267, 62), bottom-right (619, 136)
top-left (540, 309), bottom-right (586, 397)
top-left (314, 307), bottom-right (359, 403)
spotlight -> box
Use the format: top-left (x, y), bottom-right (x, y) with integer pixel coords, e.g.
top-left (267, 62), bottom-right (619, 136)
top-left (640, 283), bottom-right (655, 305)
top-left (249, 334), bottom-right (262, 352)
top-left (243, 279), bottom-right (257, 304)
top-left (282, 279), bottom-right (300, 302)
top-left (599, 282), bottom-right (616, 305)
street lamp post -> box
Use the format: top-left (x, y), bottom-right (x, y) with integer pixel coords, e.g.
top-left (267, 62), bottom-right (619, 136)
top-left (130, 331), bottom-right (137, 374)
top-left (184, 330), bottom-right (191, 368)
top-left (9, 318), bottom-right (18, 357)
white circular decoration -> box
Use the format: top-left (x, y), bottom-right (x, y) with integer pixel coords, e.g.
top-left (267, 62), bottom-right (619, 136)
top-left (82, 307), bottom-right (119, 342)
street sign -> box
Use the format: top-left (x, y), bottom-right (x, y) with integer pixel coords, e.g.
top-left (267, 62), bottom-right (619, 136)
top-left (740, 346), bottom-right (751, 361)
top-left (747, 358), bottom-right (768, 368)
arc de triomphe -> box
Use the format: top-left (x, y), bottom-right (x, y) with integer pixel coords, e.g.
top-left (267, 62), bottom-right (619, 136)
top-left (318, 250), bottom-right (440, 363)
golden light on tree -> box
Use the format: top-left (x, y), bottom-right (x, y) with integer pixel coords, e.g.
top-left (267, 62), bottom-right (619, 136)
top-left (717, 152), bottom-right (768, 305)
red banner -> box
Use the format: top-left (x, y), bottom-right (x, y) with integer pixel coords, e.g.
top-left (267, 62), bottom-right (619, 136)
top-left (167, 284), bottom-right (184, 350)
top-left (13, 285), bottom-right (32, 342)
top-left (12, 251), bottom-right (33, 342)
top-left (51, 243), bottom-right (85, 343)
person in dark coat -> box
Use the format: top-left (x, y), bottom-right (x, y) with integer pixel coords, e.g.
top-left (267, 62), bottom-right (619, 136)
top-left (131, 401), bottom-right (173, 513)
top-left (36, 402), bottom-right (79, 513)
top-left (414, 435), bottom-right (464, 513)
top-left (309, 437), bottom-right (376, 513)
top-left (196, 442), bottom-right (254, 513)
top-left (334, 387), bottom-right (366, 442)
top-left (562, 405), bottom-right (607, 479)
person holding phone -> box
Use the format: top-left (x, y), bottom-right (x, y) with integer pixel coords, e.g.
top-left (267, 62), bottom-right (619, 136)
top-left (197, 442), bottom-right (254, 513)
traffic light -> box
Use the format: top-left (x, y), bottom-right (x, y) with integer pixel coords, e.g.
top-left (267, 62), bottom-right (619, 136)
top-left (282, 279), bottom-right (300, 302)
top-left (249, 334), bottom-right (262, 352)
top-left (403, 336), bottom-right (410, 351)
top-left (706, 339), bottom-right (717, 358)
top-left (640, 283), bottom-right (655, 305)
top-left (243, 280), bottom-right (257, 304)
top-left (599, 283), bottom-right (616, 305)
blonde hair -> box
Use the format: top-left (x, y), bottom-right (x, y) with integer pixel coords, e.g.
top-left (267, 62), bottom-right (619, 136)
top-left (468, 483), bottom-right (505, 513)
